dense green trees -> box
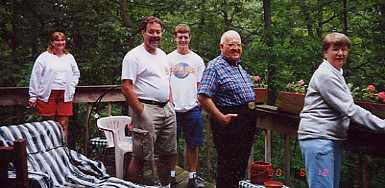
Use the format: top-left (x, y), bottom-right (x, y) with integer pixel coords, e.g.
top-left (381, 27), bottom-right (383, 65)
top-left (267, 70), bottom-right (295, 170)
top-left (1, 0), bottom-right (384, 186)
top-left (2, 0), bottom-right (384, 90)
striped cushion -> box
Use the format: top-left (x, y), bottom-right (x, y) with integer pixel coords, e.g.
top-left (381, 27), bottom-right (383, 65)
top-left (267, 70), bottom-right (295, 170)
top-left (239, 180), bottom-right (290, 188)
top-left (0, 120), bottom-right (156, 188)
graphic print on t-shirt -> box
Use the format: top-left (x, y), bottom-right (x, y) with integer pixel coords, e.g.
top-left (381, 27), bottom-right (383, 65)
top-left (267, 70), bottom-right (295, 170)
top-left (172, 62), bottom-right (195, 79)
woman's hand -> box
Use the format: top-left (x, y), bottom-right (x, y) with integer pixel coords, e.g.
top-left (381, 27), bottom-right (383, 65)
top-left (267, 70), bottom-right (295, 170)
top-left (27, 98), bottom-right (37, 108)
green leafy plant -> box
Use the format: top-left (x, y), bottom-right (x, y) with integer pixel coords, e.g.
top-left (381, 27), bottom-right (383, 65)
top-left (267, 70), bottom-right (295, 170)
top-left (351, 84), bottom-right (385, 103)
top-left (286, 80), bottom-right (307, 94)
top-left (251, 75), bottom-right (268, 88)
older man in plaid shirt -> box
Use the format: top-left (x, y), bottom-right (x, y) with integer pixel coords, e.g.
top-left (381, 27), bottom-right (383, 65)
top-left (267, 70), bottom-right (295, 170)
top-left (198, 30), bottom-right (258, 188)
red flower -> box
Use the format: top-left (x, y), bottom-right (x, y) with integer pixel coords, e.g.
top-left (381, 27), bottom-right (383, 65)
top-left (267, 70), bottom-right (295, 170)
top-left (298, 80), bottom-right (305, 86)
top-left (378, 92), bottom-right (385, 102)
top-left (367, 84), bottom-right (376, 92)
top-left (251, 75), bottom-right (267, 88)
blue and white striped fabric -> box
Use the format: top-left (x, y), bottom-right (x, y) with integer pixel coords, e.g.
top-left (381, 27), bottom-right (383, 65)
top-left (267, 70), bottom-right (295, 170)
top-left (239, 180), bottom-right (290, 188)
top-left (0, 120), bottom-right (157, 188)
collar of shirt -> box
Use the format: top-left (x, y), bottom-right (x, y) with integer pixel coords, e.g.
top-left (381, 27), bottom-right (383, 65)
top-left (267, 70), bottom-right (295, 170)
top-left (323, 59), bottom-right (344, 75)
top-left (220, 54), bottom-right (242, 66)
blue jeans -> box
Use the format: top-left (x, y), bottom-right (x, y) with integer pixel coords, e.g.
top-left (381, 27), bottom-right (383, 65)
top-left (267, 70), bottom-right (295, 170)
top-left (299, 138), bottom-right (342, 188)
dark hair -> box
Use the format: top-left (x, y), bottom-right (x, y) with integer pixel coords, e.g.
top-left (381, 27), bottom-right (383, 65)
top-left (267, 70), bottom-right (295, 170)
top-left (47, 32), bottom-right (68, 54)
top-left (322, 32), bottom-right (352, 53)
top-left (173, 24), bottom-right (191, 37)
top-left (139, 16), bottom-right (164, 32)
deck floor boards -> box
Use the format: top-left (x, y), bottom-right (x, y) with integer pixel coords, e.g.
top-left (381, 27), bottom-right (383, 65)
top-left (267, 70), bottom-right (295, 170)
top-left (89, 148), bottom-right (214, 187)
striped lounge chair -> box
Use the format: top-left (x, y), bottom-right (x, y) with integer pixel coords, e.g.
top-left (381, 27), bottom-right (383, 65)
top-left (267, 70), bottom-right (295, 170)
top-left (0, 120), bottom-right (156, 188)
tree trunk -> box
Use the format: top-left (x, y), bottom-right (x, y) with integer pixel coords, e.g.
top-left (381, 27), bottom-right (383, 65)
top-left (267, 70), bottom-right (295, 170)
top-left (119, 0), bottom-right (132, 28)
top-left (223, 0), bottom-right (230, 31)
top-left (11, 0), bottom-right (18, 63)
top-left (263, 0), bottom-right (272, 46)
top-left (316, 0), bottom-right (323, 38)
top-left (119, 0), bottom-right (133, 48)
top-left (299, 1), bottom-right (314, 37)
top-left (263, 0), bottom-right (276, 105)
top-left (341, 0), bottom-right (348, 34)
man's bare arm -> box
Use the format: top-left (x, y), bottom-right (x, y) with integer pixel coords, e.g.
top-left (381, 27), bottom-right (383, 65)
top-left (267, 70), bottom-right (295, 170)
top-left (121, 79), bottom-right (144, 115)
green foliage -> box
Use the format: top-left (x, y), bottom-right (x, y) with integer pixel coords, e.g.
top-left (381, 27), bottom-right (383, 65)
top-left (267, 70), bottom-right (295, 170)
top-left (1, 0), bottom-right (384, 88)
top-left (1, 0), bottom-right (385, 187)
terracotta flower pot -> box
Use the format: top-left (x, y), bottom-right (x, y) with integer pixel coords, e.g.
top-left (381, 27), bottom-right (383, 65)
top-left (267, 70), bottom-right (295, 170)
top-left (275, 91), bottom-right (305, 114)
top-left (355, 101), bottom-right (385, 119)
top-left (250, 161), bottom-right (273, 185)
top-left (264, 180), bottom-right (283, 188)
top-left (254, 88), bottom-right (267, 104)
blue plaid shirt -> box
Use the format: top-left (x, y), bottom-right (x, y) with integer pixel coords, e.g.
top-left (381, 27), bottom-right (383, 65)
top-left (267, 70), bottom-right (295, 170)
top-left (198, 55), bottom-right (255, 107)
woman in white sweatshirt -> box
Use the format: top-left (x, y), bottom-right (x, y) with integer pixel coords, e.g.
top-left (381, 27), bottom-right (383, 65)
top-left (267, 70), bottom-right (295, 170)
top-left (28, 32), bottom-right (80, 140)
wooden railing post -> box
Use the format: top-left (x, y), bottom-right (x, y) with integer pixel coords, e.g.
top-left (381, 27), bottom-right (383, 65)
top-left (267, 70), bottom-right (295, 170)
top-left (14, 139), bottom-right (28, 188)
top-left (264, 130), bottom-right (272, 162)
top-left (84, 103), bottom-right (92, 154)
top-left (0, 139), bottom-right (28, 188)
top-left (283, 135), bottom-right (291, 186)
top-left (247, 145), bottom-right (254, 179)
top-left (108, 102), bottom-right (112, 116)
top-left (359, 154), bottom-right (368, 188)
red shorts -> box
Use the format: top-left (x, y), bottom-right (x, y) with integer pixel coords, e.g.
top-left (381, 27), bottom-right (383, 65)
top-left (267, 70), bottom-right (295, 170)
top-left (36, 90), bottom-right (73, 117)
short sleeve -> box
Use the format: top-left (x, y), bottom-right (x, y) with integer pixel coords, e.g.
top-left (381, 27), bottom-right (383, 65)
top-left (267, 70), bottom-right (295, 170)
top-left (121, 54), bottom-right (139, 82)
top-left (197, 57), bottom-right (205, 83)
top-left (198, 65), bottom-right (217, 98)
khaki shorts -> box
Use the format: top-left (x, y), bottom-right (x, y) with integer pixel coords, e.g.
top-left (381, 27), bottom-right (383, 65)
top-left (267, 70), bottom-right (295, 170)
top-left (129, 102), bottom-right (177, 160)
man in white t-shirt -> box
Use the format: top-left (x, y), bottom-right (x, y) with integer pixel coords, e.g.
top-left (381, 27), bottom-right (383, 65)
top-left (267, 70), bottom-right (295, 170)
top-left (121, 16), bottom-right (177, 188)
top-left (168, 24), bottom-right (205, 188)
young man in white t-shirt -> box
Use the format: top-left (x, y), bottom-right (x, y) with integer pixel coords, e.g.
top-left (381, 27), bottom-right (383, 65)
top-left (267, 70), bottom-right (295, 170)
top-left (121, 16), bottom-right (177, 188)
top-left (168, 24), bottom-right (205, 188)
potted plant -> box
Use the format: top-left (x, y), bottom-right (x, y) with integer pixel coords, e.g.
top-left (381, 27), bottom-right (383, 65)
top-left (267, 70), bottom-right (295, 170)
top-left (275, 80), bottom-right (306, 114)
top-left (251, 75), bottom-right (268, 104)
top-left (347, 84), bottom-right (385, 153)
top-left (351, 84), bottom-right (385, 119)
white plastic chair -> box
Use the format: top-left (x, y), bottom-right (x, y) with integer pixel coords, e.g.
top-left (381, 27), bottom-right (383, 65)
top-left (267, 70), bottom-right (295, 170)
top-left (96, 116), bottom-right (132, 179)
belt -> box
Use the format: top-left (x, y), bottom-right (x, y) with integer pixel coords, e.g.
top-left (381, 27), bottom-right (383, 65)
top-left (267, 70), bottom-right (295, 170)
top-left (139, 98), bottom-right (168, 107)
top-left (218, 101), bottom-right (256, 113)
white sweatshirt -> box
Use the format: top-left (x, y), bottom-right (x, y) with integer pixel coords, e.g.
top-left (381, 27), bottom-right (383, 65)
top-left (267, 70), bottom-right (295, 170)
top-left (29, 51), bottom-right (80, 102)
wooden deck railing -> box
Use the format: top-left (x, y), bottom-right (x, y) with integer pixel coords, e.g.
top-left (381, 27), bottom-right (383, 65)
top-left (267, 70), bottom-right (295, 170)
top-left (1, 86), bottom-right (384, 187)
top-left (0, 85), bottom-right (125, 154)
top-left (254, 104), bottom-right (385, 187)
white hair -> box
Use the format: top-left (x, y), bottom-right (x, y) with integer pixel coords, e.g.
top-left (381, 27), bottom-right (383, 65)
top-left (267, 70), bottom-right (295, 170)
top-left (220, 30), bottom-right (241, 44)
